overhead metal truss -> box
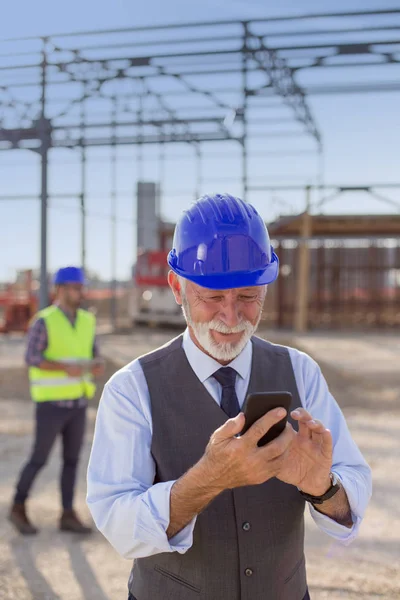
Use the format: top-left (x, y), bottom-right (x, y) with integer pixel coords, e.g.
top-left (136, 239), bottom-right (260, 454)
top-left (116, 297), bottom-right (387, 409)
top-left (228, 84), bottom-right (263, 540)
top-left (1, 8), bottom-right (400, 308)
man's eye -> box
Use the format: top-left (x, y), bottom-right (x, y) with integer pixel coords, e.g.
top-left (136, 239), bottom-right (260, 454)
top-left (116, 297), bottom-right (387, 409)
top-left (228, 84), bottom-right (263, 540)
top-left (208, 296), bottom-right (223, 301)
top-left (240, 295), bottom-right (257, 301)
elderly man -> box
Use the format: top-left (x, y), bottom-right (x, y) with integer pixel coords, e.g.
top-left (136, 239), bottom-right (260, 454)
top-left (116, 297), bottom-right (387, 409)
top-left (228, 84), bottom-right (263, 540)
top-left (87, 194), bottom-right (371, 600)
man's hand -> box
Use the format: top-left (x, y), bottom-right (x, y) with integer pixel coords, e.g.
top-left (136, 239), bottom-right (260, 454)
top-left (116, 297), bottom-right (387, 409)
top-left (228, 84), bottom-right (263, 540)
top-left (201, 408), bottom-right (295, 491)
top-left (167, 408), bottom-right (295, 539)
top-left (64, 364), bottom-right (84, 377)
top-left (91, 359), bottom-right (105, 378)
top-left (277, 408), bottom-right (332, 496)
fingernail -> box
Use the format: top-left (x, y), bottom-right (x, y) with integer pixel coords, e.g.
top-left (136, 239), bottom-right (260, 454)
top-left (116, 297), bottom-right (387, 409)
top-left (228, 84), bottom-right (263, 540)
top-left (292, 410), bottom-right (300, 417)
top-left (277, 408), bottom-right (286, 417)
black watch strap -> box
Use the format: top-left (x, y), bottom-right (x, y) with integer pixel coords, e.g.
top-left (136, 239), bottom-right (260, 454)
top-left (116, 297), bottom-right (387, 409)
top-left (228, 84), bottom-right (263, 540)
top-left (298, 473), bottom-right (340, 505)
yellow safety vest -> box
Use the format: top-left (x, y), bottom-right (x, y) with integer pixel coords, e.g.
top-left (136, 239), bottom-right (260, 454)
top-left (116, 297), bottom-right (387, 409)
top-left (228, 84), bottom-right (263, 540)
top-left (29, 306), bottom-right (96, 402)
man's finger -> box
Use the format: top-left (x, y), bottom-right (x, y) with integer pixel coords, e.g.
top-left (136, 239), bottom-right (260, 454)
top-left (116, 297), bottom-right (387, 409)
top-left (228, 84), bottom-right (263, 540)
top-left (262, 422), bottom-right (295, 458)
top-left (291, 408), bottom-right (313, 422)
top-left (319, 428), bottom-right (333, 459)
top-left (214, 413), bottom-right (245, 441)
top-left (292, 409), bottom-right (327, 438)
top-left (297, 419), bottom-right (312, 439)
top-left (292, 408), bottom-right (313, 438)
top-left (244, 408), bottom-right (287, 446)
top-left (305, 419), bottom-right (326, 434)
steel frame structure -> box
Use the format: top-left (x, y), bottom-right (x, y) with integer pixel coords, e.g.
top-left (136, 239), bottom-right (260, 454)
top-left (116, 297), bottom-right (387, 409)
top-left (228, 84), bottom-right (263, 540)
top-left (1, 8), bottom-right (400, 309)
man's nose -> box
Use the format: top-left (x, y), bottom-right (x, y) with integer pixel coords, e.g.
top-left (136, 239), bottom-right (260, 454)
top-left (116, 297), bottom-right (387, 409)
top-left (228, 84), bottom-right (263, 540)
top-left (218, 299), bottom-right (241, 329)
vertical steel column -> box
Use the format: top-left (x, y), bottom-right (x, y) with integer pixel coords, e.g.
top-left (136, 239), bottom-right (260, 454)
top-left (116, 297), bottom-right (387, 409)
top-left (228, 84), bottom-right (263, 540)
top-left (110, 96), bottom-right (117, 330)
top-left (80, 83), bottom-right (87, 272)
top-left (241, 23), bottom-right (249, 202)
top-left (194, 143), bottom-right (202, 200)
top-left (134, 81), bottom-right (145, 278)
top-left (157, 139), bottom-right (165, 220)
top-left (317, 144), bottom-right (325, 209)
top-left (137, 79), bottom-right (144, 183)
top-left (39, 40), bottom-right (50, 309)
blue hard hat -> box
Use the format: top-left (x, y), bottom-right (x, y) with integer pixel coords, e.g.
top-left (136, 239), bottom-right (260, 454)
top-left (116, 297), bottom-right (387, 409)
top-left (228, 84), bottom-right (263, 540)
top-left (53, 266), bottom-right (85, 285)
top-left (167, 193), bottom-right (279, 289)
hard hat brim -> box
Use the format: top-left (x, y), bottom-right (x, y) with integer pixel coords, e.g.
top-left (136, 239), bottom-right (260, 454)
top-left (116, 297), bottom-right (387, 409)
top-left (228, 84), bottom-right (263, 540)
top-left (169, 254), bottom-right (279, 290)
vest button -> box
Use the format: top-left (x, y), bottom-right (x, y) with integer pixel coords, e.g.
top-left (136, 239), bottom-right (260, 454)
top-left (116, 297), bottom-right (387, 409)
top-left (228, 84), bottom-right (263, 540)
top-left (245, 568), bottom-right (253, 577)
top-left (242, 522), bottom-right (251, 531)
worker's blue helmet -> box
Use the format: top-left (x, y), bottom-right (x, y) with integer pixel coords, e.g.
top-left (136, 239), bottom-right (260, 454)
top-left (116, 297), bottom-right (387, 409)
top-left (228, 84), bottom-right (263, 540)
top-left (167, 194), bottom-right (279, 290)
top-left (53, 266), bottom-right (85, 286)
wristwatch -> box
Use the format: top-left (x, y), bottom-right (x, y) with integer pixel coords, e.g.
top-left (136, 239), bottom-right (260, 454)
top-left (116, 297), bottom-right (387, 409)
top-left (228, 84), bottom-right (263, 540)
top-left (298, 472), bottom-right (340, 505)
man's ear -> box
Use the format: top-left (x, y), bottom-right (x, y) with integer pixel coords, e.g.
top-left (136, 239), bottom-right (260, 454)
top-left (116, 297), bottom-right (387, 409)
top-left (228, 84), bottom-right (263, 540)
top-left (168, 271), bottom-right (183, 305)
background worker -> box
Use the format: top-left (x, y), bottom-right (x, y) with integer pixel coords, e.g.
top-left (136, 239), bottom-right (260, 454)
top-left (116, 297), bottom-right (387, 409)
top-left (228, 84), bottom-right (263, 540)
top-left (9, 266), bottom-right (104, 535)
top-left (87, 195), bottom-right (372, 600)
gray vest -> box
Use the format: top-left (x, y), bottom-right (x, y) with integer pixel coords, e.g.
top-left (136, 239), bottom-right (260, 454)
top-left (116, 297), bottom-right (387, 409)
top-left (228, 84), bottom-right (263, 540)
top-left (129, 335), bottom-right (307, 600)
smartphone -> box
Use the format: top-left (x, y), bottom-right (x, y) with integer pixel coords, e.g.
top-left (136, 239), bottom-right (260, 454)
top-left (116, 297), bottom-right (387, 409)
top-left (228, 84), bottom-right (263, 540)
top-left (241, 391), bottom-right (292, 447)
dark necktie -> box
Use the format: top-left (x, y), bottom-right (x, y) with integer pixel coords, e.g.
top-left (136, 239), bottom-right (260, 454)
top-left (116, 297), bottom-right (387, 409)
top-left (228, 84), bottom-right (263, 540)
top-left (212, 367), bottom-right (240, 418)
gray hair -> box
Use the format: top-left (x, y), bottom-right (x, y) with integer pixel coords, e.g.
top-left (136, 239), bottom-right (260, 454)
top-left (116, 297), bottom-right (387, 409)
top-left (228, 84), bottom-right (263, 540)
top-left (177, 275), bottom-right (187, 293)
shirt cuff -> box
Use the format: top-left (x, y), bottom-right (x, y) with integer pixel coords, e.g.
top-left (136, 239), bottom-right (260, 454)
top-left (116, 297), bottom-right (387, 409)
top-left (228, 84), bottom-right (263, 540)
top-left (135, 480), bottom-right (197, 554)
top-left (309, 505), bottom-right (360, 544)
top-left (308, 471), bottom-right (361, 545)
top-left (25, 356), bottom-right (44, 367)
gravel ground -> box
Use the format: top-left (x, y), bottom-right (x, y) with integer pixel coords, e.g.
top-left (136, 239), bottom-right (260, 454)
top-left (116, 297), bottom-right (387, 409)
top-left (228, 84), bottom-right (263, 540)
top-left (0, 329), bottom-right (399, 600)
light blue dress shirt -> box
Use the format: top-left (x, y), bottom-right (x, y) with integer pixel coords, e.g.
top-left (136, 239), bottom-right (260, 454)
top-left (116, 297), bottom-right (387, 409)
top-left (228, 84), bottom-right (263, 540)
top-left (87, 329), bottom-right (372, 560)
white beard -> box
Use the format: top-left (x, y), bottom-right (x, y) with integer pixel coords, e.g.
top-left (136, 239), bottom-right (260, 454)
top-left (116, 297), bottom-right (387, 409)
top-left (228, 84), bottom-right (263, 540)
top-left (181, 295), bottom-right (261, 362)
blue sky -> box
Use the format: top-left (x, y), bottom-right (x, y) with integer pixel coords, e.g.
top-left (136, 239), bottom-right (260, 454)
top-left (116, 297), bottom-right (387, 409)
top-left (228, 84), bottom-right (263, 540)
top-left (1, 0), bottom-right (400, 281)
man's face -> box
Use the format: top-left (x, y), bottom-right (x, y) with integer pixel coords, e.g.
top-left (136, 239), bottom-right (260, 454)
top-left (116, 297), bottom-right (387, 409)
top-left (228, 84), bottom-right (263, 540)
top-left (60, 283), bottom-right (84, 309)
top-left (169, 273), bottom-right (266, 363)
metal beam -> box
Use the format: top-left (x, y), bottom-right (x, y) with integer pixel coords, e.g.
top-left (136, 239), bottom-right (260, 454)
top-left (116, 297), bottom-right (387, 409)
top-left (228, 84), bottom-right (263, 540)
top-left (3, 8), bottom-right (400, 42)
top-left (51, 131), bottom-right (236, 146)
top-left (52, 116), bottom-right (234, 130)
top-left (247, 32), bottom-right (322, 146)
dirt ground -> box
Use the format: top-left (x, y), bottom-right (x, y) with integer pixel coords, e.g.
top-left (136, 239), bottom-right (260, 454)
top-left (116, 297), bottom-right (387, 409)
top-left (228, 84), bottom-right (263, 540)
top-left (0, 328), bottom-right (399, 600)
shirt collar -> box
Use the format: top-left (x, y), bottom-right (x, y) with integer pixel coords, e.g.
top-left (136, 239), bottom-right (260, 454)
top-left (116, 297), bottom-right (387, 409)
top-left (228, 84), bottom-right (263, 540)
top-left (182, 328), bottom-right (252, 383)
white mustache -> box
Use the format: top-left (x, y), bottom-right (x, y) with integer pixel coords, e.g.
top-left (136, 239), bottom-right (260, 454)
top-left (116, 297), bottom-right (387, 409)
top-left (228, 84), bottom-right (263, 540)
top-left (208, 320), bottom-right (249, 334)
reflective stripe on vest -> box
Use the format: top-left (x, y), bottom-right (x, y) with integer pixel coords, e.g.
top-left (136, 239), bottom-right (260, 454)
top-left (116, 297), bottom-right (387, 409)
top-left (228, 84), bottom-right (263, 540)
top-left (30, 377), bottom-right (85, 386)
top-left (28, 306), bottom-right (97, 402)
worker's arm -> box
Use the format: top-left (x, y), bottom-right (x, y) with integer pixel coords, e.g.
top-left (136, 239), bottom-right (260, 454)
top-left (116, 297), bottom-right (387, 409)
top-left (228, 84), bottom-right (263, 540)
top-left (288, 348), bottom-right (372, 544)
top-left (87, 364), bottom-right (197, 559)
top-left (25, 318), bottom-right (52, 368)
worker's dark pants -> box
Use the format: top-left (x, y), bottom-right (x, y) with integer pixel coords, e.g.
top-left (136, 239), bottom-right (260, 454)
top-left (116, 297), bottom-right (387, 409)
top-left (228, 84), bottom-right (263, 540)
top-left (14, 402), bottom-right (86, 510)
top-left (127, 588), bottom-right (311, 599)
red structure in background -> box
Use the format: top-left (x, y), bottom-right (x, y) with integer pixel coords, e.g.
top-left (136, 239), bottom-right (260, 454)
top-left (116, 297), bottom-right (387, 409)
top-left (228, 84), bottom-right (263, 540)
top-left (135, 250), bottom-right (170, 288)
top-left (0, 271), bottom-right (127, 334)
top-left (0, 270), bottom-right (36, 333)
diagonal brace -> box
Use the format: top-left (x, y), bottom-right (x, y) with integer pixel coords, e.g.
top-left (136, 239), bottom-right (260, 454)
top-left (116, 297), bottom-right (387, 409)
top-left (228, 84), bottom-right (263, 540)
top-left (247, 32), bottom-right (322, 147)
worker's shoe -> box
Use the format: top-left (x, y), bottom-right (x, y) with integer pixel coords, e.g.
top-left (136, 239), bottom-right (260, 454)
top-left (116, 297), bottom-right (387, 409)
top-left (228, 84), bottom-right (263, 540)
top-left (60, 509), bottom-right (92, 534)
top-left (8, 502), bottom-right (38, 535)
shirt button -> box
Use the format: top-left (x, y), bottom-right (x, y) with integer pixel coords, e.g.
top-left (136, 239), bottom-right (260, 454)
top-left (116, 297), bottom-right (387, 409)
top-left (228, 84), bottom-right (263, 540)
top-left (242, 522), bottom-right (251, 531)
top-left (245, 568), bottom-right (253, 577)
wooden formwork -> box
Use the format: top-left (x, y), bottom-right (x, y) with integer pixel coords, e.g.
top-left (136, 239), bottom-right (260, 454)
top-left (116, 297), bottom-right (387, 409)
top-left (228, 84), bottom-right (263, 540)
top-left (262, 214), bottom-right (400, 330)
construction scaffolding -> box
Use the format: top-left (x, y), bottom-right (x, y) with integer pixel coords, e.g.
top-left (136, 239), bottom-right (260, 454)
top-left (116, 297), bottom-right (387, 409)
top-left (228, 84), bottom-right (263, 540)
top-left (1, 8), bottom-right (400, 310)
